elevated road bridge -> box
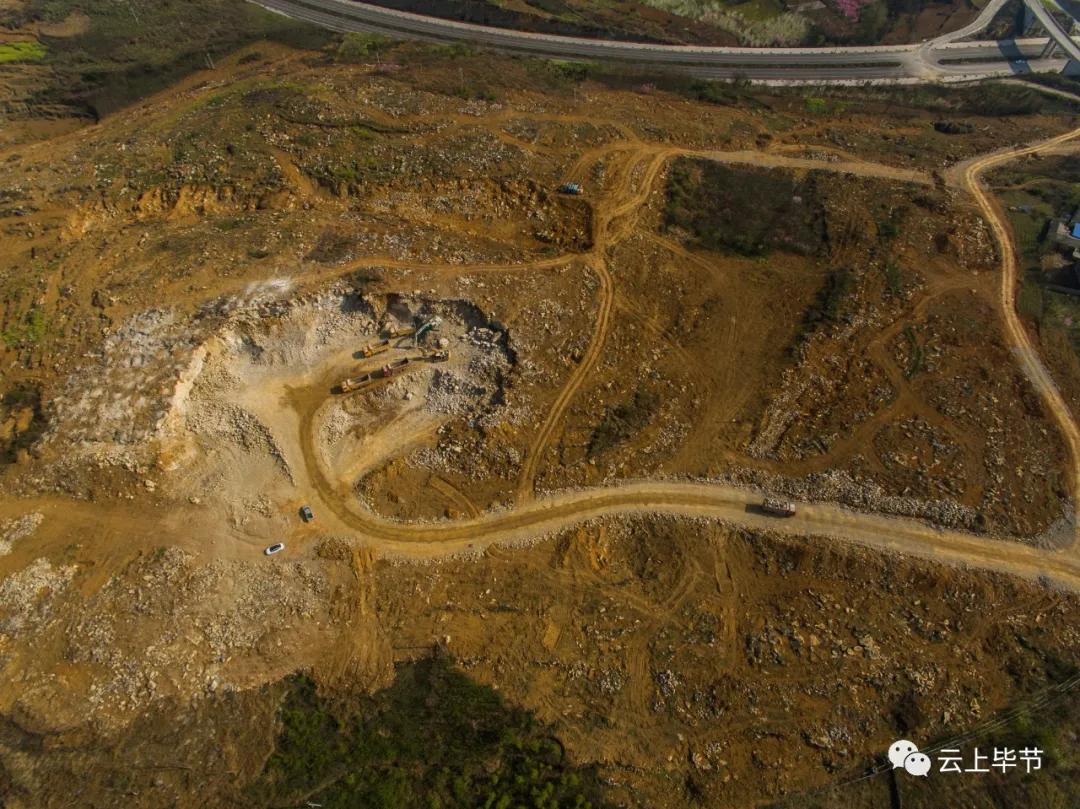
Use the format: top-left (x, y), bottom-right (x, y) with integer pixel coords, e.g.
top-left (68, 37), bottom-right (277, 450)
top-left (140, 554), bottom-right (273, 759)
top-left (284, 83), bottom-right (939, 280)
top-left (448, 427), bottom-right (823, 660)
top-left (249, 0), bottom-right (1079, 84)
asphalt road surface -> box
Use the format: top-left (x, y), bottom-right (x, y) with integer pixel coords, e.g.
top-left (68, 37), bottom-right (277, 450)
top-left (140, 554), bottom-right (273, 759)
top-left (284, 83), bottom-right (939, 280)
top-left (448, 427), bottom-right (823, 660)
top-left (249, 0), bottom-right (1078, 82)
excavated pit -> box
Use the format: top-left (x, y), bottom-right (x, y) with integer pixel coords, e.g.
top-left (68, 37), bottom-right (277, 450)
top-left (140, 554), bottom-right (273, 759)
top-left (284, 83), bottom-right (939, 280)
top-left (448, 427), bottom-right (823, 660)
top-left (164, 286), bottom-right (516, 525)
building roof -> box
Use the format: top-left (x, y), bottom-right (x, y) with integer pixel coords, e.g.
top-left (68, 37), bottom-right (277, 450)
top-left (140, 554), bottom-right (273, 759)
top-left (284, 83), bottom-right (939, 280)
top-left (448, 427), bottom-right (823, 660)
top-left (1072, 222), bottom-right (1080, 239)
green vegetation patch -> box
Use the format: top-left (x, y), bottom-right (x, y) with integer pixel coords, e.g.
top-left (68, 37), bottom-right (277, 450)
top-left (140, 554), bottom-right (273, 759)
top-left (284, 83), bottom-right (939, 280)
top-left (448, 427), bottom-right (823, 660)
top-left (335, 32), bottom-right (392, 62)
top-left (589, 389), bottom-right (661, 457)
top-left (1, 307), bottom-right (48, 349)
top-left (787, 81), bottom-right (1079, 122)
top-left (0, 40), bottom-right (46, 63)
top-left (3, 0), bottom-right (332, 117)
top-left (803, 95), bottom-right (848, 115)
top-left (804, 268), bottom-right (853, 331)
top-left (883, 260), bottom-right (903, 297)
top-left (902, 325), bottom-right (924, 379)
top-left (664, 158), bottom-right (827, 257)
top-left (249, 655), bottom-right (610, 808)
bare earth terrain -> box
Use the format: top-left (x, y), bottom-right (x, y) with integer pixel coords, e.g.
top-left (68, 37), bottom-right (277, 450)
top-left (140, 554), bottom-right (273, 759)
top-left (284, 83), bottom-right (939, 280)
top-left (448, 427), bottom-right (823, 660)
top-left (0, 27), bottom-right (1078, 809)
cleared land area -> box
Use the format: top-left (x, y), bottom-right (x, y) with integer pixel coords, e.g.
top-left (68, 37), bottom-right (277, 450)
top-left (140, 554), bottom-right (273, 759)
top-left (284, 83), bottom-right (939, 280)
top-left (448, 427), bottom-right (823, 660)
top-left (0, 22), bottom-right (1079, 809)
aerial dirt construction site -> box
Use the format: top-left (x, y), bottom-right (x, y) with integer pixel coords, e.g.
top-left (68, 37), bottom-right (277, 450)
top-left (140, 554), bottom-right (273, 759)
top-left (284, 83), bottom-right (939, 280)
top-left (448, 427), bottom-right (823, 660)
top-left (1, 32), bottom-right (1080, 808)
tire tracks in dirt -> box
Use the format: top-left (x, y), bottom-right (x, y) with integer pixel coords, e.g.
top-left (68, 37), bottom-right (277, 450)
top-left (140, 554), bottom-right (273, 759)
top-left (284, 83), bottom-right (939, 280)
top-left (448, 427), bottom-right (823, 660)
top-left (284, 126), bottom-right (1080, 594)
top-left (429, 474), bottom-right (482, 519)
top-left (13, 121), bottom-right (1079, 608)
top-left (514, 255), bottom-right (613, 504)
top-left (2, 128), bottom-right (1073, 683)
top-left (961, 127), bottom-right (1080, 545)
top-left (514, 148), bottom-right (661, 504)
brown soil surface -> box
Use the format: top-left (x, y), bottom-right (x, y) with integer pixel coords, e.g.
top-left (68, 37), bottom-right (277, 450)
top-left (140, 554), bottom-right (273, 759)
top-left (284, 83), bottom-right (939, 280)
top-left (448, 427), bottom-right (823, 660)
top-left (0, 37), bottom-right (1079, 807)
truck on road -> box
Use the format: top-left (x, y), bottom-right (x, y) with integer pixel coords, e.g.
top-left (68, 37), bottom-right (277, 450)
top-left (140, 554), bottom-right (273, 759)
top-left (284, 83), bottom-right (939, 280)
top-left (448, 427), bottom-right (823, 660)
top-left (761, 497), bottom-right (797, 518)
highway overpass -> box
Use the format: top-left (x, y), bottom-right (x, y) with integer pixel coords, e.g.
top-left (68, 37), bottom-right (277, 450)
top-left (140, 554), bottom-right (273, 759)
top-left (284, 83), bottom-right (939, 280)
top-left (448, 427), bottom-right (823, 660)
top-left (1025, 0), bottom-right (1080, 65)
top-left (250, 0), bottom-right (1080, 84)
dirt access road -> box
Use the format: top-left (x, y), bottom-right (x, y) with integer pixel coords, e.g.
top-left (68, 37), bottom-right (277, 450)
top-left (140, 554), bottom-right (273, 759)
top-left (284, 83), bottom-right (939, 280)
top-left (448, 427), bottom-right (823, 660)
top-left (282, 123), bottom-right (1080, 592)
top-left (962, 133), bottom-right (1080, 510)
top-left (2, 97), bottom-right (1076, 591)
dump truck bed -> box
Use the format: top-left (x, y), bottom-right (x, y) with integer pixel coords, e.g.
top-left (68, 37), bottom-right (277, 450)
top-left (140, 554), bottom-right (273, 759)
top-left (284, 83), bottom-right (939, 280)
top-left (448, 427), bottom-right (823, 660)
top-left (761, 497), bottom-right (797, 518)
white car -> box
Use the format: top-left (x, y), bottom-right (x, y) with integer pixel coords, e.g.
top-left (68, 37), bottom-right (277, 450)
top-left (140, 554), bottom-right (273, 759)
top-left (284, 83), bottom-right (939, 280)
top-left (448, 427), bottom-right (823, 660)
top-left (265, 543), bottom-right (285, 556)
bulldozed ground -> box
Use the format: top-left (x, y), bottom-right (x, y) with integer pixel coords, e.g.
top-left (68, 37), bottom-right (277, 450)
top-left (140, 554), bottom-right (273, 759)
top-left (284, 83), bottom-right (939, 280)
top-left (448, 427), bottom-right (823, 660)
top-left (0, 28), bottom-right (1079, 809)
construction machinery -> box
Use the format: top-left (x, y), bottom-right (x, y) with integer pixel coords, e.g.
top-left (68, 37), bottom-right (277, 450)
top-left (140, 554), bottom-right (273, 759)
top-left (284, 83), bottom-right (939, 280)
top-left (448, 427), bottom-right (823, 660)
top-left (359, 338), bottom-right (391, 358)
top-left (761, 497), bottom-right (797, 518)
top-left (339, 369), bottom-right (379, 394)
top-left (426, 350), bottom-right (450, 363)
top-left (383, 356), bottom-right (413, 377)
top-left (338, 357), bottom-right (416, 394)
top-left (359, 319), bottom-right (429, 357)
top-left (414, 316), bottom-right (442, 345)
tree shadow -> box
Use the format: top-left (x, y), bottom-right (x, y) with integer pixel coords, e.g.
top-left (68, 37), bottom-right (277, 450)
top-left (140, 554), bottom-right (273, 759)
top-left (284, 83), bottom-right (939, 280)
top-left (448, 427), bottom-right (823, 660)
top-left (248, 649), bottom-right (611, 808)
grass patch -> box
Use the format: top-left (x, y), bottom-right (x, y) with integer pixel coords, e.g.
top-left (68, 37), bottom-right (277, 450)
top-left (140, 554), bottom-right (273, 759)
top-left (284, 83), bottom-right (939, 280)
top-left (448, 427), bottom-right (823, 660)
top-left (809, 268), bottom-right (853, 327)
top-left (664, 158), bottom-right (826, 257)
top-left (307, 229), bottom-right (359, 264)
top-left (1023, 73), bottom-right (1080, 98)
top-left (791, 268), bottom-right (854, 352)
top-left (876, 206), bottom-right (908, 243)
top-left (1, 308), bottom-right (48, 349)
top-left (883, 261), bottom-right (903, 296)
top-left (248, 655), bottom-right (610, 808)
top-left (213, 217), bottom-right (246, 233)
top-left (682, 76), bottom-right (757, 107)
top-left (5, 0), bottom-right (333, 118)
top-left (803, 95), bottom-right (846, 115)
top-left (0, 40), bottom-right (46, 63)
top-left (1043, 289), bottom-right (1080, 358)
top-left (335, 32), bottom-right (392, 63)
top-left (1018, 276), bottom-right (1045, 321)
top-left (785, 81), bottom-right (1079, 120)
top-left (991, 164), bottom-right (1080, 368)
top-left (902, 326), bottom-right (924, 379)
top-left (589, 389), bottom-right (661, 457)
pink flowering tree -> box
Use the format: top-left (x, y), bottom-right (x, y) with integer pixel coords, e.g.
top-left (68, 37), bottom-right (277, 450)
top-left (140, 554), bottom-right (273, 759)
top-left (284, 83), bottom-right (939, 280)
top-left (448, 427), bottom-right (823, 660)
top-left (835, 0), bottom-right (876, 20)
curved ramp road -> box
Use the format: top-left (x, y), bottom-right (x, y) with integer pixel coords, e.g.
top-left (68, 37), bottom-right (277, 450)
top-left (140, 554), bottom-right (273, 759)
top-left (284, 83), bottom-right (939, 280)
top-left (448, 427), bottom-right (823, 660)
top-left (249, 0), bottom-right (1080, 82)
top-left (1027, 0), bottom-right (1080, 64)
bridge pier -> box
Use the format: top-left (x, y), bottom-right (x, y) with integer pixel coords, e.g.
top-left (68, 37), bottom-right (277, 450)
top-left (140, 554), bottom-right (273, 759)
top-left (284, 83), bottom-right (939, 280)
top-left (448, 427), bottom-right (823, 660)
top-left (1021, 0), bottom-right (1080, 67)
top-left (1042, 37), bottom-right (1059, 58)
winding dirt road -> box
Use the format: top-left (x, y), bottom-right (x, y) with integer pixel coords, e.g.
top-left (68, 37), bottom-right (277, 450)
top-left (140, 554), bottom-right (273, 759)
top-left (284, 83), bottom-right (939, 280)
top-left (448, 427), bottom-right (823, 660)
top-left (5, 102), bottom-right (1075, 593)
top-left (288, 124), bottom-right (1080, 592)
top-left (962, 133), bottom-right (1080, 515)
